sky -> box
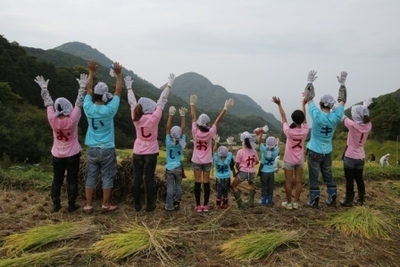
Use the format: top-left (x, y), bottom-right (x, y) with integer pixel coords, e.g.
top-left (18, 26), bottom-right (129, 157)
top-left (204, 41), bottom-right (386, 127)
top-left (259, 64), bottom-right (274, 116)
top-left (1, 0), bottom-right (400, 120)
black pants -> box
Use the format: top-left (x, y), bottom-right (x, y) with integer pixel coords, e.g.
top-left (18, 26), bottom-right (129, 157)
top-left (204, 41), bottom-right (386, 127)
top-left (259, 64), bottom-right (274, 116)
top-left (133, 153), bottom-right (158, 189)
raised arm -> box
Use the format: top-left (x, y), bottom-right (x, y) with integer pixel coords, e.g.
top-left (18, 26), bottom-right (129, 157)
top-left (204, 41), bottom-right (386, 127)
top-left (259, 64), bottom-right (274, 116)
top-left (337, 71), bottom-right (348, 107)
top-left (124, 76), bottom-right (137, 110)
top-left (34, 76), bottom-right (53, 107)
top-left (226, 136), bottom-right (234, 152)
top-left (213, 98), bottom-right (234, 127)
top-left (86, 60), bottom-right (97, 95)
top-left (157, 73), bottom-right (175, 110)
top-left (179, 107), bottom-right (188, 133)
top-left (166, 106), bottom-right (176, 134)
top-left (113, 62), bottom-right (123, 97)
top-left (190, 95), bottom-right (198, 123)
top-left (271, 96), bottom-right (287, 124)
top-left (75, 73), bottom-right (88, 107)
top-left (304, 70), bottom-right (317, 105)
top-left (212, 134), bottom-right (220, 153)
top-left (302, 97), bottom-right (307, 124)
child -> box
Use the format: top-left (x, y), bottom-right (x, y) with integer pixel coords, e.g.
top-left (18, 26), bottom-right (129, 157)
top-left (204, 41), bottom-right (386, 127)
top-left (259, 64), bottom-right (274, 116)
top-left (165, 106), bottom-right (188, 211)
top-left (257, 132), bottom-right (279, 206)
top-left (231, 131), bottom-right (259, 208)
top-left (272, 96), bottom-right (309, 210)
top-left (190, 95), bottom-right (234, 212)
top-left (212, 135), bottom-right (234, 209)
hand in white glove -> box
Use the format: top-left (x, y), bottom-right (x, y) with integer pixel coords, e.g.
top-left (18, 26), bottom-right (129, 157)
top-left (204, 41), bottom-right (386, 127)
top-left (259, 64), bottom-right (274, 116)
top-left (34, 76), bottom-right (49, 89)
top-left (213, 134), bottom-right (220, 143)
top-left (337, 71), bottom-right (348, 85)
top-left (262, 125), bottom-right (269, 133)
top-left (167, 73), bottom-right (175, 87)
top-left (190, 95), bottom-right (197, 105)
top-left (307, 70), bottom-right (318, 83)
top-left (169, 106), bottom-right (176, 116)
top-left (363, 98), bottom-right (373, 107)
top-left (124, 76), bottom-right (134, 89)
top-left (224, 98), bottom-right (234, 110)
top-left (226, 136), bottom-right (234, 145)
top-left (179, 107), bottom-right (188, 116)
top-left (76, 73), bottom-right (88, 88)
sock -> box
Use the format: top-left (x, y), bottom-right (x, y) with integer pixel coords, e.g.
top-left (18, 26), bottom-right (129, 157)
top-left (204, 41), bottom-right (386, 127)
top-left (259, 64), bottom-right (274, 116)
top-left (194, 182), bottom-right (201, 205)
top-left (203, 183), bottom-right (210, 205)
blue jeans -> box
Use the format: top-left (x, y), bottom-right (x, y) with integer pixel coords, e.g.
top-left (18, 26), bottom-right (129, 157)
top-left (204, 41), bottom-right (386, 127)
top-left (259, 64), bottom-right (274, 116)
top-left (216, 178), bottom-right (230, 199)
top-left (260, 171), bottom-right (274, 196)
top-left (85, 147), bottom-right (116, 189)
top-left (165, 167), bottom-right (183, 210)
top-left (307, 150), bottom-right (335, 189)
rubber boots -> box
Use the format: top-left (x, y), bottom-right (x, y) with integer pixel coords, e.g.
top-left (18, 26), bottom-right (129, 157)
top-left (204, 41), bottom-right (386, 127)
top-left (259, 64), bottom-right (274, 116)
top-left (233, 191), bottom-right (244, 208)
top-left (354, 191), bottom-right (365, 206)
top-left (221, 198), bottom-right (229, 209)
top-left (259, 196), bottom-right (267, 205)
top-left (248, 189), bottom-right (255, 207)
top-left (132, 186), bottom-right (142, 212)
top-left (340, 191), bottom-right (354, 207)
top-left (146, 187), bottom-right (156, 212)
top-left (51, 184), bottom-right (62, 212)
top-left (307, 189), bottom-right (320, 208)
top-left (215, 198), bottom-right (222, 209)
top-left (67, 184), bottom-right (80, 212)
top-left (326, 186), bottom-right (337, 207)
top-left (266, 195), bottom-right (275, 207)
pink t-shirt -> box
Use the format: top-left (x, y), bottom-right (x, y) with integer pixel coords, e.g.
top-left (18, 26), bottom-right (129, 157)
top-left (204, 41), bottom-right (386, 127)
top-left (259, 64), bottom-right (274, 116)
top-left (283, 122), bottom-right (309, 164)
top-left (191, 122), bottom-right (217, 164)
top-left (133, 107), bottom-right (162, 155)
top-left (344, 118), bottom-right (372, 159)
top-left (47, 106), bottom-right (82, 158)
top-left (235, 147), bottom-right (259, 173)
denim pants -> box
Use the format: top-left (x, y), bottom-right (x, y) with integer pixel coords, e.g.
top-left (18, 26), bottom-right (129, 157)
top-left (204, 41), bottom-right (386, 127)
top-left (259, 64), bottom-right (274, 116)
top-left (216, 178), bottom-right (230, 199)
top-left (133, 153), bottom-right (158, 189)
top-left (260, 171), bottom-right (274, 196)
top-left (165, 167), bottom-right (183, 210)
top-left (86, 147), bottom-right (116, 189)
top-left (307, 150), bottom-right (335, 189)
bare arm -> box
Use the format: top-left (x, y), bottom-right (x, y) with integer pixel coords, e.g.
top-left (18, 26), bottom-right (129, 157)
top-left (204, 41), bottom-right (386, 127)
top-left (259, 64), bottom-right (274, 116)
top-left (180, 112), bottom-right (186, 134)
top-left (213, 109), bottom-right (227, 127)
top-left (166, 114), bottom-right (173, 134)
top-left (302, 98), bottom-right (307, 123)
top-left (86, 60), bottom-right (97, 95)
top-left (272, 96), bottom-right (287, 124)
top-left (113, 62), bottom-right (122, 97)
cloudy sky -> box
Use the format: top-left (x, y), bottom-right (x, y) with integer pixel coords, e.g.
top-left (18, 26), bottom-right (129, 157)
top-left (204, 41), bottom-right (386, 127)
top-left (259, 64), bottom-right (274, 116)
top-left (1, 0), bottom-right (400, 119)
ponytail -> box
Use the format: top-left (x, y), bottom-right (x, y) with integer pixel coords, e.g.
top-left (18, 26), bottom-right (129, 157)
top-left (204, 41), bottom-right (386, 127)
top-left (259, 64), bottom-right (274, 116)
top-left (363, 115), bottom-right (370, 124)
top-left (244, 138), bottom-right (252, 149)
top-left (133, 104), bottom-right (144, 121)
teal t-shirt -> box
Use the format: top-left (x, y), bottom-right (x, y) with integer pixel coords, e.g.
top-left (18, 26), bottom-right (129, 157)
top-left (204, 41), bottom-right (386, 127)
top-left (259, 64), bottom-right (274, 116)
top-left (213, 152), bottom-right (233, 179)
top-left (260, 144), bottom-right (279, 173)
top-left (165, 134), bottom-right (186, 170)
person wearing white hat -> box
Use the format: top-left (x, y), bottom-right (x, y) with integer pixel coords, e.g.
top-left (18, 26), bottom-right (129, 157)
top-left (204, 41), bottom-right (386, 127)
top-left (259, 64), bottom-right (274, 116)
top-left (380, 153), bottom-right (390, 166)
top-left (34, 73), bottom-right (86, 213)
top-left (83, 60), bottom-right (122, 214)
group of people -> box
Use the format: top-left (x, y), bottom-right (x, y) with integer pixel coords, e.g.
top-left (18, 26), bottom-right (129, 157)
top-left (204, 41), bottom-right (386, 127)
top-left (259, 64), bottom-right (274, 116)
top-left (35, 62), bottom-right (373, 214)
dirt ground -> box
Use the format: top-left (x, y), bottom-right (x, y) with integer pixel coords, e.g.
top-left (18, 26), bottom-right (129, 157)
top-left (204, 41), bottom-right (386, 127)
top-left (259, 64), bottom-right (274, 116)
top-left (0, 179), bottom-right (399, 267)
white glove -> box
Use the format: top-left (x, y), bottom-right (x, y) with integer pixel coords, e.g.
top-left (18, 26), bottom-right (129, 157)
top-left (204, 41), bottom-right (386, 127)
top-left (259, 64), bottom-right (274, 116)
top-left (213, 134), bottom-right (220, 143)
top-left (224, 98), bottom-right (234, 110)
top-left (337, 71), bottom-right (348, 85)
top-left (109, 64), bottom-right (115, 77)
top-left (190, 95), bottom-right (197, 105)
top-left (262, 125), bottom-right (269, 133)
top-left (124, 76), bottom-right (134, 89)
top-left (76, 73), bottom-right (88, 89)
top-left (179, 107), bottom-right (188, 116)
top-left (169, 106), bottom-right (176, 116)
top-left (226, 136), bottom-right (234, 145)
top-left (307, 70), bottom-right (318, 83)
top-left (363, 98), bottom-right (373, 107)
top-left (167, 73), bottom-right (175, 87)
top-left (34, 76), bottom-right (49, 89)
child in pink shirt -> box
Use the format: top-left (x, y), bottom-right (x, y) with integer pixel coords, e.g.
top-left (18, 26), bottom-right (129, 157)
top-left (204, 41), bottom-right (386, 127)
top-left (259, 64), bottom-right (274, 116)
top-left (272, 96), bottom-right (309, 210)
top-left (190, 95), bottom-right (234, 212)
top-left (124, 74), bottom-right (175, 212)
top-left (34, 74), bottom-right (86, 213)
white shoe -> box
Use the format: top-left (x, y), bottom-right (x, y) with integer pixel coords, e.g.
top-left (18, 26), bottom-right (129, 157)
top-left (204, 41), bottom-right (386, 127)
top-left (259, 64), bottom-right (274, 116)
top-left (281, 201), bottom-right (293, 210)
top-left (292, 202), bottom-right (299, 209)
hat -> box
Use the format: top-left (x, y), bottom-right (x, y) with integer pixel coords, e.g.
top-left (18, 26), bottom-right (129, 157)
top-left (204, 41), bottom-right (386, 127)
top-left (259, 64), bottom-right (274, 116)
top-left (320, 94), bottom-right (336, 108)
top-left (138, 97), bottom-right (157, 114)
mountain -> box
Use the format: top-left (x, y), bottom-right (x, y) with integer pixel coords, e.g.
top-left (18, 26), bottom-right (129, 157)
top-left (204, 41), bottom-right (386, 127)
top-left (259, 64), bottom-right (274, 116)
top-left (167, 72), bottom-right (282, 132)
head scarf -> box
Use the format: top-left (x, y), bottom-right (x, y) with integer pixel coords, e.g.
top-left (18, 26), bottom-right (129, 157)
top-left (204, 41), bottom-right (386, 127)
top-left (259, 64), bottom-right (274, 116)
top-left (138, 97), bottom-right (157, 114)
top-left (265, 136), bottom-right (276, 158)
top-left (320, 94), bottom-right (336, 109)
top-left (196, 113), bottom-right (210, 127)
top-left (240, 131), bottom-right (255, 150)
top-left (53, 97), bottom-right (73, 117)
top-left (217, 145), bottom-right (229, 158)
top-left (170, 126), bottom-right (186, 149)
top-left (94, 82), bottom-right (113, 102)
top-left (351, 98), bottom-right (372, 124)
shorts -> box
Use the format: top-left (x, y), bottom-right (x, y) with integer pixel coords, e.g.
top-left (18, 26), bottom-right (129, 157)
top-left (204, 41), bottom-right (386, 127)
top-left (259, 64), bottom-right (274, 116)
top-left (284, 162), bottom-right (304, 171)
top-left (237, 171), bottom-right (255, 182)
top-left (192, 162), bottom-right (212, 172)
top-left (85, 147), bottom-right (116, 189)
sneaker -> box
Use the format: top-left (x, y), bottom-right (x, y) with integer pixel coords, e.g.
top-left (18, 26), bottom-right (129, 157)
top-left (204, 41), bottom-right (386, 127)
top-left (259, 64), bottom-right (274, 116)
top-left (195, 205), bottom-right (203, 213)
top-left (202, 205), bottom-right (209, 212)
top-left (281, 202), bottom-right (293, 210)
top-left (292, 202), bottom-right (299, 209)
top-left (101, 203), bottom-right (118, 214)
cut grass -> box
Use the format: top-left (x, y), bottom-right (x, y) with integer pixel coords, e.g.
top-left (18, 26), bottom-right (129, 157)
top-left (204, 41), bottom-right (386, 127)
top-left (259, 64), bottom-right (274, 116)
top-left (220, 230), bottom-right (302, 261)
top-left (325, 206), bottom-right (396, 239)
top-left (2, 220), bottom-right (95, 256)
top-left (91, 222), bottom-right (179, 266)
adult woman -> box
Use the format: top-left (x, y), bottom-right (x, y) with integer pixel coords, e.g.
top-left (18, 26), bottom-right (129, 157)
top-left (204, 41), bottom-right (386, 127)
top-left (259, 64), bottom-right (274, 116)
top-left (124, 74), bottom-right (175, 212)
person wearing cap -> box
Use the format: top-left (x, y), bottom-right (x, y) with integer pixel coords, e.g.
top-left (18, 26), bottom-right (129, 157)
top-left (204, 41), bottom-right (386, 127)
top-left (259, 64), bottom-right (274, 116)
top-left (380, 153), bottom-right (390, 166)
top-left (164, 105), bottom-right (188, 211)
top-left (230, 131), bottom-right (259, 208)
top-left (190, 95), bottom-right (234, 212)
top-left (256, 132), bottom-right (279, 207)
top-left (212, 135), bottom-right (234, 209)
top-left (124, 73), bottom-right (175, 212)
top-left (272, 96), bottom-right (309, 210)
top-left (340, 98), bottom-right (372, 207)
top-left (83, 60), bottom-right (122, 214)
top-left (34, 73), bottom-right (86, 213)
top-left (303, 70), bottom-right (347, 208)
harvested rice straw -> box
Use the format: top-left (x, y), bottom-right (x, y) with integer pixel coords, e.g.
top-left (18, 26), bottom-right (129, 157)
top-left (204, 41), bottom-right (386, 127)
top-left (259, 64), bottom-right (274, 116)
top-left (3, 220), bottom-right (94, 256)
top-left (0, 247), bottom-right (73, 267)
top-left (220, 230), bottom-right (302, 261)
top-left (325, 206), bottom-right (396, 239)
